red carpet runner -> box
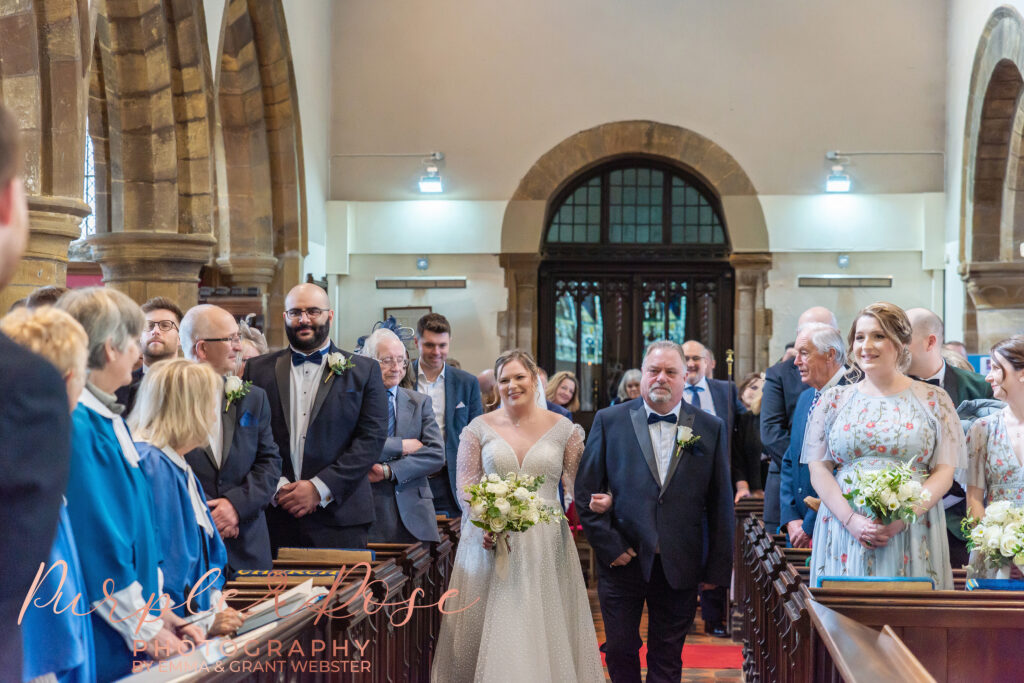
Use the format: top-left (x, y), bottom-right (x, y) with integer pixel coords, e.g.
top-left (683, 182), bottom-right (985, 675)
top-left (599, 643), bottom-right (743, 670)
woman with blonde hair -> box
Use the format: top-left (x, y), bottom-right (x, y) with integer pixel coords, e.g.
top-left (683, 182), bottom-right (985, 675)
top-left (130, 359), bottom-right (243, 637)
top-left (545, 370), bottom-right (580, 416)
top-left (1, 306), bottom-right (95, 683)
top-left (802, 302), bottom-right (964, 589)
top-left (58, 287), bottom-right (197, 679)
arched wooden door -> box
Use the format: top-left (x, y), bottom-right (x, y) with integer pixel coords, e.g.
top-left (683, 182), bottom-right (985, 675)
top-left (537, 158), bottom-right (734, 430)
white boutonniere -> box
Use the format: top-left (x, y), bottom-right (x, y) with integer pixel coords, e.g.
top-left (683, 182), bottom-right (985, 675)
top-left (675, 425), bottom-right (701, 453)
top-left (224, 375), bottom-right (252, 411)
top-left (325, 351), bottom-right (355, 383)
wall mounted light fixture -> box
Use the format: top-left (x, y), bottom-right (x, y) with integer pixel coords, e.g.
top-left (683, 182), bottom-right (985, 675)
top-left (332, 150), bottom-right (446, 194)
top-left (823, 149), bottom-right (942, 194)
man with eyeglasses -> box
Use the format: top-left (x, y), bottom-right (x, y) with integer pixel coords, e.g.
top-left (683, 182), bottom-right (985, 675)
top-left (115, 296), bottom-right (183, 412)
top-left (180, 304), bottom-right (282, 573)
top-left (359, 328), bottom-right (443, 543)
top-left (243, 283), bottom-right (387, 551)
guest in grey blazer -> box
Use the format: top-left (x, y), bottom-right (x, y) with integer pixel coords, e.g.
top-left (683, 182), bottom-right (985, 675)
top-left (362, 328), bottom-right (445, 543)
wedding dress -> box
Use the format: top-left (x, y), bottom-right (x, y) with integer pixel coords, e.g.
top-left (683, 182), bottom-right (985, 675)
top-left (430, 416), bottom-right (604, 682)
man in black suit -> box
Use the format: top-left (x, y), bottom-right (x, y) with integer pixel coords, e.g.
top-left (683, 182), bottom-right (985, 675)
top-left (906, 307), bottom-right (993, 567)
top-left (577, 340), bottom-right (732, 683)
top-left (243, 283), bottom-right (387, 550)
top-left (413, 313), bottom-right (483, 517)
top-left (761, 306), bottom-right (838, 532)
top-left (182, 304), bottom-right (282, 571)
top-left (680, 339), bottom-right (741, 637)
top-left (114, 296), bottom-right (182, 412)
top-left (0, 104), bottom-right (72, 682)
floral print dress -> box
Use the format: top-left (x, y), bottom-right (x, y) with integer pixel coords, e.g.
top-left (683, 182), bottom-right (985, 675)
top-left (801, 382), bottom-right (966, 590)
top-left (967, 407), bottom-right (1024, 507)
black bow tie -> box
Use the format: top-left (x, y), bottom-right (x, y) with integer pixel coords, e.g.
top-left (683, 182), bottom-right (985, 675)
top-left (647, 412), bottom-right (677, 425)
top-left (292, 349), bottom-right (323, 367)
top-left (913, 376), bottom-right (941, 387)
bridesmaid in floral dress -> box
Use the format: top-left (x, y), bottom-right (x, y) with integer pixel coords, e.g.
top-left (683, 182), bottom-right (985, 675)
top-left (966, 336), bottom-right (1024, 520)
top-left (802, 303), bottom-right (965, 590)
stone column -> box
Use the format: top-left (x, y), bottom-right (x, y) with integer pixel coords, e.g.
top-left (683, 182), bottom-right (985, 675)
top-left (497, 253), bottom-right (541, 353)
top-left (730, 252), bottom-right (772, 377)
top-left (963, 261), bottom-right (1024, 351)
top-left (87, 232), bottom-right (216, 313)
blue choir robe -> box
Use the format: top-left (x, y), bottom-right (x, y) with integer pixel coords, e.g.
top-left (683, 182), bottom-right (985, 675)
top-left (20, 503), bottom-right (95, 683)
top-left (65, 390), bottom-right (163, 683)
top-left (137, 442), bottom-right (227, 620)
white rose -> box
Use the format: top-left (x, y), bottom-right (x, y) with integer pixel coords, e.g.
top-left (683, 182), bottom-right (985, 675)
top-left (984, 526), bottom-right (1002, 550)
top-left (507, 505), bottom-right (522, 520)
top-left (486, 482), bottom-right (509, 497)
top-left (494, 497), bottom-right (511, 515)
top-left (896, 482), bottom-right (920, 502)
top-left (987, 501), bottom-right (1011, 524)
top-left (1000, 532), bottom-right (1020, 558)
top-left (487, 473), bottom-right (501, 483)
top-left (224, 375), bottom-right (243, 394)
top-left (879, 489), bottom-right (897, 507)
top-left (513, 487), bottom-right (531, 501)
top-left (676, 425), bottom-right (694, 444)
top-left (326, 351), bottom-right (344, 366)
top-left (470, 500), bottom-right (486, 517)
top-left (489, 517), bottom-right (507, 532)
top-left (525, 509), bottom-right (540, 524)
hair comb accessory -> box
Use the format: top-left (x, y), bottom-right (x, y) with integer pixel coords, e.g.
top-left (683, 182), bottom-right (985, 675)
top-left (355, 316), bottom-right (415, 353)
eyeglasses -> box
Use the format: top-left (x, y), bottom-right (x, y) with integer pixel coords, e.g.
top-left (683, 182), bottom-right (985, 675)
top-left (145, 320), bottom-right (178, 332)
top-left (377, 357), bottom-right (408, 368)
top-left (200, 334), bottom-right (242, 344)
top-left (285, 307), bottom-right (327, 320)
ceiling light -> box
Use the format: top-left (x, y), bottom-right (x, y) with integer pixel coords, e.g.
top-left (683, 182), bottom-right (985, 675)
top-left (826, 165), bottom-right (850, 193)
top-left (419, 165), bottom-right (443, 193)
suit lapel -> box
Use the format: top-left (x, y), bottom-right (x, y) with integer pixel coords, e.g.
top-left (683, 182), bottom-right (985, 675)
top-left (220, 399), bottom-right (237, 468)
top-left (943, 365), bottom-right (961, 405)
top-left (708, 380), bottom-right (726, 417)
top-left (443, 365), bottom-right (455, 431)
top-left (395, 389), bottom-right (412, 437)
top-left (308, 343), bottom-right (340, 428)
top-left (662, 407), bottom-right (695, 490)
top-left (629, 407), bottom-right (662, 487)
top-left (274, 352), bottom-right (292, 435)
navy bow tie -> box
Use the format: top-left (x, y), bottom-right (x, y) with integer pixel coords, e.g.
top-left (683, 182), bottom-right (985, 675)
top-left (292, 349), bottom-right (323, 367)
top-left (647, 412), bottom-right (678, 425)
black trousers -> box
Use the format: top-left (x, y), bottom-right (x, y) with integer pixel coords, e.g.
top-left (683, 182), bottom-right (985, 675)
top-left (597, 555), bottom-right (698, 683)
top-left (267, 507), bottom-right (370, 554)
top-left (428, 469), bottom-right (460, 517)
top-left (763, 464), bottom-right (781, 530)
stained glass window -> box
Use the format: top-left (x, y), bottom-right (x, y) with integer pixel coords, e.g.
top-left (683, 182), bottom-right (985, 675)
top-left (82, 127), bottom-right (96, 238)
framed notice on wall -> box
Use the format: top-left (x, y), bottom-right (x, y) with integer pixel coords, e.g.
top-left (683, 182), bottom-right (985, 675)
top-left (384, 306), bottom-right (431, 358)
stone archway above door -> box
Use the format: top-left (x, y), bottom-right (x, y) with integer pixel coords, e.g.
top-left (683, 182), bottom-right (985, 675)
top-left (498, 120), bottom-right (771, 377)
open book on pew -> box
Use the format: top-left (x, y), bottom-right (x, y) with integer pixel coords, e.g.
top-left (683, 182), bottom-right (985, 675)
top-left (235, 578), bottom-right (328, 636)
top-left (275, 546), bottom-right (375, 564)
top-left (233, 568), bottom-right (353, 587)
top-left (817, 576), bottom-right (935, 591)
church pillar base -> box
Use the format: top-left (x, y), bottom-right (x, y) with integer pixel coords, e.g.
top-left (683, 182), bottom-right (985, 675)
top-left (1, 196), bottom-right (90, 312)
top-left (87, 232), bottom-right (216, 313)
top-left (964, 261), bottom-right (1024, 351)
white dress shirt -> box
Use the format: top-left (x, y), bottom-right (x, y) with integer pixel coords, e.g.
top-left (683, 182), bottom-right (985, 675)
top-left (924, 361), bottom-right (946, 388)
top-left (208, 403), bottom-right (224, 468)
top-left (280, 341), bottom-right (333, 507)
top-left (644, 400), bottom-right (683, 486)
top-left (417, 363), bottom-right (447, 441)
top-left (684, 376), bottom-right (716, 416)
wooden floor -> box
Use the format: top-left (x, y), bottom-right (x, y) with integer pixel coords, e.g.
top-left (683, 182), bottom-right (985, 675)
top-left (588, 587), bottom-right (743, 683)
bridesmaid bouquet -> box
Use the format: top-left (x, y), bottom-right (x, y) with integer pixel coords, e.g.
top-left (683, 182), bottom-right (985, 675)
top-left (842, 462), bottom-right (931, 525)
top-left (464, 473), bottom-right (563, 578)
top-left (962, 501), bottom-right (1024, 576)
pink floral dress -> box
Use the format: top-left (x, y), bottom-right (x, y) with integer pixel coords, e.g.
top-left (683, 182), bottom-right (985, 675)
top-left (800, 382), bottom-right (966, 590)
top-left (966, 408), bottom-right (1024, 505)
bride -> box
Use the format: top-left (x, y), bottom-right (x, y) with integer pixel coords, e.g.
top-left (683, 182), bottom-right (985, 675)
top-left (430, 349), bottom-right (604, 682)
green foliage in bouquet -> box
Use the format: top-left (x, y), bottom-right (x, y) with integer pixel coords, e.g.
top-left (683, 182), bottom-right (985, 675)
top-left (842, 462), bottom-right (931, 525)
top-left (961, 501), bottom-right (1024, 574)
top-left (463, 472), bottom-right (563, 534)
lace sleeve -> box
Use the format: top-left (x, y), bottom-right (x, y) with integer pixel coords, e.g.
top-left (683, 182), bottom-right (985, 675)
top-left (800, 384), bottom-right (850, 464)
top-left (914, 381), bottom-right (968, 472)
top-left (455, 423), bottom-right (483, 517)
top-left (561, 423), bottom-right (586, 494)
top-left (966, 416), bottom-right (989, 490)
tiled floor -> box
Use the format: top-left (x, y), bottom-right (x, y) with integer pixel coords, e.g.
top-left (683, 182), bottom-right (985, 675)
top-left (588, 588), bottom-right (744, 682)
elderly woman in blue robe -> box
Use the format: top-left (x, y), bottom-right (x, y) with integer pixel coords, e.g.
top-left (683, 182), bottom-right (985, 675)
top-left (1, 305), bottom-right (94, 683)
top-left (129, 358), bottom-right (243, 636)
top-left (58, 287), bottom-right (201, 681)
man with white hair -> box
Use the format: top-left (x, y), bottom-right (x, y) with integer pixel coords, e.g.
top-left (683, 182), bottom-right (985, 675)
top-left (360, 328), bottom-right (444, 542)
top-left (180, 304), bottom-right (282, 571)
top-left (906, 307), bottom-right (991, 568)
top-left (761, 306), bottom-right (838, 531)
top-left (779, 323), bottom-right (847, 548)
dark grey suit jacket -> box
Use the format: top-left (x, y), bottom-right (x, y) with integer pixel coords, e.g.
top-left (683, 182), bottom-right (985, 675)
top-left (377, 388), bottom-right (445, 542)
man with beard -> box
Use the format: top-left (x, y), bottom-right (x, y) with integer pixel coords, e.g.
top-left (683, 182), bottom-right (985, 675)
top-left (243, 283), bottom-right (387, 550)
top-left (115, 296), bottom-right (182, 412)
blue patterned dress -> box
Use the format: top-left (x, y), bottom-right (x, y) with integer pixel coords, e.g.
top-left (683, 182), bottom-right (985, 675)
top-left (801, 382), bottom-right (965, 589)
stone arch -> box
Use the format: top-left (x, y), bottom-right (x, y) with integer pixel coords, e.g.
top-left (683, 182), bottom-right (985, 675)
top-left (214, 0), bottom-right (305, 347)
top-left (85, 0), bottom-right (218, 308)
top-left (0, 0), bottom-right (92, 311)
top-left (499, 120), bottom-right (771, 374)
top-left (960, 7), bottom-right (1024, 352)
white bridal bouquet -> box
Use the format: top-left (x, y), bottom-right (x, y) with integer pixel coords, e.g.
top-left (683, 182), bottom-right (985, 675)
top-left (464, 472), bottom-right (562, 578)
top-left (842, 462), bottom-right (931, 525)
top-left (962, 501), bottom-right (1024, 578)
